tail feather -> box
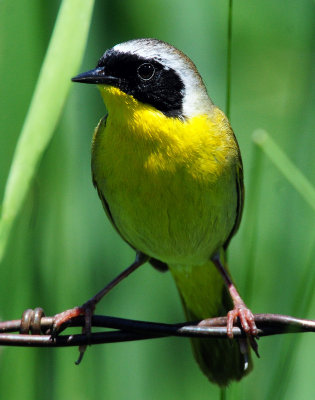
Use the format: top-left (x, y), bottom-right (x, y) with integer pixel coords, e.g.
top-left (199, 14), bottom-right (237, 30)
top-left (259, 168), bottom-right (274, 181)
top-left (169, 260), bottom-right (252, 386)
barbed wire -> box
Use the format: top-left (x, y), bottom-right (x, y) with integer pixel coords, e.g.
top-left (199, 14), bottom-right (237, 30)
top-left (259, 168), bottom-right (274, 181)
top-left (0, 310), bottom-right (314, 348)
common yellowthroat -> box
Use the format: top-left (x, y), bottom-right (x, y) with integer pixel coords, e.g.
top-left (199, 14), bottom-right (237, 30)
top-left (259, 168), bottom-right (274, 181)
top-left (56, 38), bottom-right (257, 386)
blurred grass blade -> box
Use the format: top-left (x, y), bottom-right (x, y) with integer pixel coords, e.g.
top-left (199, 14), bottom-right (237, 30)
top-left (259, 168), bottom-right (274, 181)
top-left (266, 233), bottom-right (315, 400)
top-left (253, 129), bottom-right (315, 399)
top-left (252, 129), bottom-right (315, 211)
top-left (241, 142), bottom-right (264, 302)
top-left (225, 0), bottom-right (233, 119)
top-left (0, 0), bottom-right (94, 262)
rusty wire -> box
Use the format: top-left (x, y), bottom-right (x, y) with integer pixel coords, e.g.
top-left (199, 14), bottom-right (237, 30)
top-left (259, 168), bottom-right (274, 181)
top-left (0, 309), bottom-right (314, 348)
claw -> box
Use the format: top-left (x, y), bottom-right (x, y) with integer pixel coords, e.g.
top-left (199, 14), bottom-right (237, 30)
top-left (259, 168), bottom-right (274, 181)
top-left (51, 306), bottom-right (83, 338)
top-left (51, 301), bottom-right (96, 363)
top-left (51, 299), bottom-right (96, 336)
top-left (226, 304), bottom-right (259, 357)
top-left (227, 305), bottom-right (258, 339)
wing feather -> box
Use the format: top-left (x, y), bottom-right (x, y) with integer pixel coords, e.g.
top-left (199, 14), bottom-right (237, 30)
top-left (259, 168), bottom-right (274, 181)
top-left (223, 137), bottom-right (244, 250)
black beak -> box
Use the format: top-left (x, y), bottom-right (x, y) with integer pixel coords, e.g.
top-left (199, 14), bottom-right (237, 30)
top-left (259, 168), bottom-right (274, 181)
top-left (72, 67), bottom-right (118, 85)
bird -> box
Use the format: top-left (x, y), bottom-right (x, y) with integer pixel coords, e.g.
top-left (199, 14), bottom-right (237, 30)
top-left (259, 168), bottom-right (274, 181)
top-left (55, 38), bottom-right (257, 386)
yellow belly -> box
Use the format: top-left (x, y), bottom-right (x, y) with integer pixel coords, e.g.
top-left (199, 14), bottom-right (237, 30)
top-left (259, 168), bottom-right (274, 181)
top-left (92, 88), bottom-right (239, 265)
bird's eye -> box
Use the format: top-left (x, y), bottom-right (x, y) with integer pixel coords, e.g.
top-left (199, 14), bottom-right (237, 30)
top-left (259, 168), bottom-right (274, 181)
top-left (137, 63), bottom-right (155, 80)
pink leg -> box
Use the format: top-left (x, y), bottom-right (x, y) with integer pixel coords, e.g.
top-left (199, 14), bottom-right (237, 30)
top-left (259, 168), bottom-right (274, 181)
top-left (211, 253), bottom-right (258, 339)
top-left (52, 252), bottom-right (148, 337)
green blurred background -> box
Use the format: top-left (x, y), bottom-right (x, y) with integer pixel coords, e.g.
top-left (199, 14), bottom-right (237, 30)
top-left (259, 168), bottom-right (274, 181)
top-left (0, 0), bottom-right (314, 399)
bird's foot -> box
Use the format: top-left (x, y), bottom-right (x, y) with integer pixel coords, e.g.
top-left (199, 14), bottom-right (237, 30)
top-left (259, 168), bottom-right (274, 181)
top-left (227, 302), bottom-right (259, 357)
top-left (51, 307), bottom-right (81, 336)
top-left (51, 300), bottom-right (96, 364)
top-left (198, 303), bottom-right (259, 357)
top-left (227, 303), bottom-right (258, 339)
top-left (51, 299), bottom-right (96, 336)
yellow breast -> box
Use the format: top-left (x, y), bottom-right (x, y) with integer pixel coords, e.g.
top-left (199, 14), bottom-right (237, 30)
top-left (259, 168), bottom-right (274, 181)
top-left (92, 86), bottom-right (239, 265)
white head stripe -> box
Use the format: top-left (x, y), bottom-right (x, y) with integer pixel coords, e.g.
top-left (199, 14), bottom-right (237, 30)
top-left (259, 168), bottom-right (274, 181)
top-left (112, 39), bottom-right (213, 118)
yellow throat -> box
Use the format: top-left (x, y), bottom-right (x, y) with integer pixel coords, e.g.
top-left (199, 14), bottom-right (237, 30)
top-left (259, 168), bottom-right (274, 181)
top-left (92, 86), bottom-right (239, 266)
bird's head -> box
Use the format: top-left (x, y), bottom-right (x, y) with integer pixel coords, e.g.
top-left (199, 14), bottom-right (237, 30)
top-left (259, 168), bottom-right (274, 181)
top-left (72, 38), bottom-right (213, 119)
